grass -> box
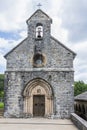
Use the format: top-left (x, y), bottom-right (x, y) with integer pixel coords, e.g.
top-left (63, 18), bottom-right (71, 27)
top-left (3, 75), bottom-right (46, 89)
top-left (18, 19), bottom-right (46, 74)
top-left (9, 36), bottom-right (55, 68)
top-left (0, 102), bottom-right (4, 109)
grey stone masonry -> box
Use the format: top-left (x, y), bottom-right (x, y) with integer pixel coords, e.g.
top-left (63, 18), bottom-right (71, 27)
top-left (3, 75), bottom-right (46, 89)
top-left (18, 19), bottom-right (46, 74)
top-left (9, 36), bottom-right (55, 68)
top-left (71, 113), bottom-right (87, 130)
top-left (4, 9), bottom-right (76, 118)
top-left (4, 70), bottom-right (74, 118)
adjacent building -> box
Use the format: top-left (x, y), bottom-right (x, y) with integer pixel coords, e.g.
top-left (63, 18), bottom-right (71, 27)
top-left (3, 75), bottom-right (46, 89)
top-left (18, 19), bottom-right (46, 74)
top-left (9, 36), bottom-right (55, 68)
top-left (75, 91), bottom-right (87, 120)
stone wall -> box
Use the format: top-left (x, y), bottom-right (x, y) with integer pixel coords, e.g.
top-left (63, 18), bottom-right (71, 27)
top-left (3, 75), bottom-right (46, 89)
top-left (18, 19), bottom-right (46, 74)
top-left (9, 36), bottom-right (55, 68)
top-left (4, 9), bottom-right (75, 119)
top-left (4, 70), bottom-right (74, 118)
top-left (71, 113), bottom-right (87, 130)
top-left (6, 36), bottom-right (74, 70)
top-left (5, 11), bottom-right (74, 70)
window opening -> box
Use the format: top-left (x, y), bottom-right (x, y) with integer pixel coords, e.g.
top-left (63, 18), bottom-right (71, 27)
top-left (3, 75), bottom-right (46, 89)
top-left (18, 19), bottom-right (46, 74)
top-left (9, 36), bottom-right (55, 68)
top-left (36, 24), bottom-right (43, 38)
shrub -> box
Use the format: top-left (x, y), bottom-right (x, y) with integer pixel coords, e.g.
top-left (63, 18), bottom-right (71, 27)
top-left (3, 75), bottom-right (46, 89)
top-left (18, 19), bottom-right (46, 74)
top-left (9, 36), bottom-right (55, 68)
top-left (0, 102), bottom-right (4, 109)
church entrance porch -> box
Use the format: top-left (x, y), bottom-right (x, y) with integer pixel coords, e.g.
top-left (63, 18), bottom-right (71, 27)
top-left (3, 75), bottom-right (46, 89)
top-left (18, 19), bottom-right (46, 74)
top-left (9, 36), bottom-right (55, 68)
top-left (23, 78), bottom-right (53, 118)
top-left (33, 95), bottom-right (45, 117)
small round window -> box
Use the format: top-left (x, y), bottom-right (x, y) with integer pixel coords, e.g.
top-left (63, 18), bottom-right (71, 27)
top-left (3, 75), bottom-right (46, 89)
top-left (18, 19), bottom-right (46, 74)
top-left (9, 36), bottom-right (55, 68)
top-left (33, 53), bottom-right (46, 67)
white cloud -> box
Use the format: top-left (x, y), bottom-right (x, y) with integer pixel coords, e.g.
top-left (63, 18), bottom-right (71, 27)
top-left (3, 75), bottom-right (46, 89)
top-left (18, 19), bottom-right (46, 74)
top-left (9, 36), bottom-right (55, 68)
top-left (64, 40), bottom-right (87, 83)
top-left (19, 30), bottom-right (27, 39)
top-left (0, 38), bottom-right (18, 54)
top-left (0, 36), bottom-right (26, 73)
top-left (45, 0), bottom-right (68, 43)
top-left (0, 0), bottom-right (32, 31)
top-left (71, 41), bottom-right (87, 83)
top-left (0, 53), bottom-right (6, 73)
top-left (51, 17), bottom-right (68, 43)
top-left (0, 53), bottom-right (6, 66)
top-left (60, 0), bottom-right (87, 42)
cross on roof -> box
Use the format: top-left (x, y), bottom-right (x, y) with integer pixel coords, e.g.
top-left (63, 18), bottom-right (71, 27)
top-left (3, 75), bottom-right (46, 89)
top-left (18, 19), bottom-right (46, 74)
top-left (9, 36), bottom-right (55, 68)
top-left (37, 3), bottom-right (42, 9)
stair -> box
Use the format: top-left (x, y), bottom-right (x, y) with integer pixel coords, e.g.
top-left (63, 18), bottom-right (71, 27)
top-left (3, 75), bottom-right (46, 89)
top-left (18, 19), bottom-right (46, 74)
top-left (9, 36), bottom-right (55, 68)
top-left (0, 109), bottom-right (4, 118)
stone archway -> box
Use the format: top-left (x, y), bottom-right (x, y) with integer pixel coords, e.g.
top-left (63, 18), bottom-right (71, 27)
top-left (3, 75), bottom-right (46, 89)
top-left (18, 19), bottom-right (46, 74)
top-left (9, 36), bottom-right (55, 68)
top-left (23, 78), bottom-right (54, 117)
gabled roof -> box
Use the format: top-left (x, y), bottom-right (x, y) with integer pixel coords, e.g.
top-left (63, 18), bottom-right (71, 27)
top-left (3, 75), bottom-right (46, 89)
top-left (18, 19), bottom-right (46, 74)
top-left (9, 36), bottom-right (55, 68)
top-left (75, 91), bottom-right (87, 101)
top-left (51, 36), bottom-right (76, 59)
top-left (26, 9), bottom-right (52, 24)
top-left (4, 37), bottom-right (28, 58)
top-left (4, 36), bottom-right (76, 59)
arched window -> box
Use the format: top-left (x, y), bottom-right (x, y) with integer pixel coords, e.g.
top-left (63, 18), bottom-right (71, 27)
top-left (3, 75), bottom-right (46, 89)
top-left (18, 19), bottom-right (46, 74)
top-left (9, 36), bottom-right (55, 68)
top-left (36, 23), bottom-right (43, 39)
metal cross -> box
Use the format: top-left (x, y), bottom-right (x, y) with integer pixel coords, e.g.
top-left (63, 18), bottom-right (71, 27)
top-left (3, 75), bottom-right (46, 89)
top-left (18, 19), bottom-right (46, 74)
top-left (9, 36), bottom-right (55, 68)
top-left (37, 3), bottom-right (42, 9)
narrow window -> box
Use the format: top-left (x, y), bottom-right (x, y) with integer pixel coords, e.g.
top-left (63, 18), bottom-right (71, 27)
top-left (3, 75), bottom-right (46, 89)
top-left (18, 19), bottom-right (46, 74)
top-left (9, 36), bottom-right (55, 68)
top-left (36, 23), bottom-right (43, 39)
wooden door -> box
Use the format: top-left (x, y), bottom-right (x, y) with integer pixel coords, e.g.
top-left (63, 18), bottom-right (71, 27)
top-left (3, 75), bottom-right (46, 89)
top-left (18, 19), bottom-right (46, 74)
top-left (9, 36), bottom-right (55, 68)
top-left (33, 95), bottom-right (45, 117)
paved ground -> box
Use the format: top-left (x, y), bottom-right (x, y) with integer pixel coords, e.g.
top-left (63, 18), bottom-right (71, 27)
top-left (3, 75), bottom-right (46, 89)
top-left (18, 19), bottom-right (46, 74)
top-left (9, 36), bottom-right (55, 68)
top-left (0, 118), bottom-right (78, 130)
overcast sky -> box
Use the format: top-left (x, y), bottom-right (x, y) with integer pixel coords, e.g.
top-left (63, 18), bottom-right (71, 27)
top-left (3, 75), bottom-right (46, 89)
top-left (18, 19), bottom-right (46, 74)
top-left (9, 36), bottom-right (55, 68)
top-left (0, 0), bottom-right (87, 83)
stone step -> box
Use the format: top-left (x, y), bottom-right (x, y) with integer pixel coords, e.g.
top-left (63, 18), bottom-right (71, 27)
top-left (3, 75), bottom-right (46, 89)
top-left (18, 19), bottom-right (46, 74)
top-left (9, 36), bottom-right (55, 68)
top-left (0, 114), bottom-right (3, 115)
top-left (0, 115), bottom-right (3, 118)
top-left (0, 113), bottom-right (4, 115)
top-left (0, 116), bottom-right (3, 117)
top-left (0, 109), bottom-right (4, 117)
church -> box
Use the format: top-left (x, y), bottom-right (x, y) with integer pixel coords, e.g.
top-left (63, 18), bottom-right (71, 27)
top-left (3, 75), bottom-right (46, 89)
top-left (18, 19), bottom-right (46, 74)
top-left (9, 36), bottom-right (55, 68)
top-left (4, 9), bottom-right (76, 118)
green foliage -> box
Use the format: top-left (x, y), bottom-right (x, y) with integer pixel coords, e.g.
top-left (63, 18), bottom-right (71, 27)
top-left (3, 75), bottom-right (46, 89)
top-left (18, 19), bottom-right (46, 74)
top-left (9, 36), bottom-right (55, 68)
top-left (0, 74), bottom-right (4, 92)
top-left (0, 74), bottom-right (4, 100)
top-left (0, 102), bottom-right (4, 108)
top-left (0, 91), bottom-right (4, 98)
top-left (74, 81), bottom-right (87, 96)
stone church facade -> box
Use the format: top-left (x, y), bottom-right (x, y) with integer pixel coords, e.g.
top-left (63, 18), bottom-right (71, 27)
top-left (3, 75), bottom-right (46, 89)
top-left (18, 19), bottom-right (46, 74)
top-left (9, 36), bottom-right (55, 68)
top-left (4, 9), bottom-right (76, 118)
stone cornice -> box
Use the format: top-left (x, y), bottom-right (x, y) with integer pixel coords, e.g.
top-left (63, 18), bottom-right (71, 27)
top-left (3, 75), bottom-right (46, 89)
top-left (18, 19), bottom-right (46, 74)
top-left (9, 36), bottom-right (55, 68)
top-left (5, 68), bottom-right (74, 72)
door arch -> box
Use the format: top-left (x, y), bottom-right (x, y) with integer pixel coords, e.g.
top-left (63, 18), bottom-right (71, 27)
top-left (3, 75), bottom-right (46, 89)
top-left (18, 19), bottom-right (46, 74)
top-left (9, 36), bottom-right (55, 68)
top-left (23, 78), bottom-right (54, 117)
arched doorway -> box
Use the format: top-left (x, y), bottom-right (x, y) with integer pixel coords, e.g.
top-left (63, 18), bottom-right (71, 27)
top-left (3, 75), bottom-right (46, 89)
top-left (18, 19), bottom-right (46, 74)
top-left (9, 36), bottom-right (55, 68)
top-left (23, 78), bottom-right (54, 117)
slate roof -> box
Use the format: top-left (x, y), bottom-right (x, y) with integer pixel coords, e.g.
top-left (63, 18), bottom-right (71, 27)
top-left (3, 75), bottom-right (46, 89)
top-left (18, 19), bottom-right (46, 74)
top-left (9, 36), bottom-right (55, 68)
top-left (75, 91), bottom-right (87, 101)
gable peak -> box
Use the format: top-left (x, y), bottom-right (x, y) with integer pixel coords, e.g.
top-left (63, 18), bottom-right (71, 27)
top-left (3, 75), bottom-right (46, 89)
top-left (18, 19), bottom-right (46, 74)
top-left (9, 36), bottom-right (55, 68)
top-left (26, 9), bottom-right (52, 24)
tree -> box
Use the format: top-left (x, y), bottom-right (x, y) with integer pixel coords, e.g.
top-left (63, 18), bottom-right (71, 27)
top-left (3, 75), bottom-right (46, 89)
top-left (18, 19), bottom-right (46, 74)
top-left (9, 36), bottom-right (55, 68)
top-left (0, 74), bottom-right (4, 99)
top-left (74, 81), bottom-right (87, 96)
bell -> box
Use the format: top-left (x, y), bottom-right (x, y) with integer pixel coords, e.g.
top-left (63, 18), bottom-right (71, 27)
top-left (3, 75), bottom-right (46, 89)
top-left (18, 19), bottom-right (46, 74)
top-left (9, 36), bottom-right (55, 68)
top-left (37, 27), bottom-right (41, 38)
